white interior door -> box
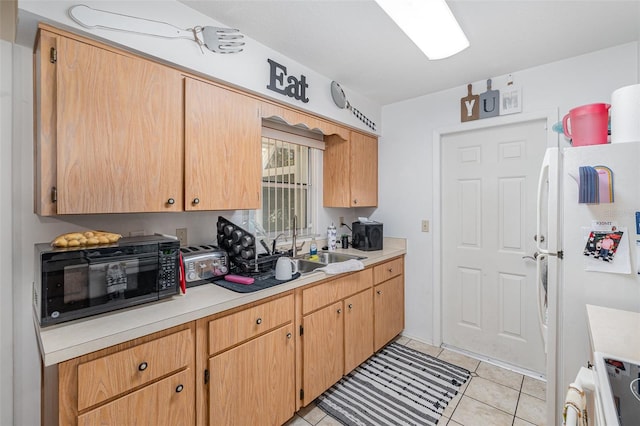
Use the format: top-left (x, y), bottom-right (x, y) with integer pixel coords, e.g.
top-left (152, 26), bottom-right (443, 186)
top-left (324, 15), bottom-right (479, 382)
top-left (441, 119), bottom-right (547, 374)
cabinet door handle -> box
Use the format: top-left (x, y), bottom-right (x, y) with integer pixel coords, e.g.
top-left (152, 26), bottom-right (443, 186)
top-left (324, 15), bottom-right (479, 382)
top-left (377, 290), bottom-right (382, 295)
top-left (337, 308), bottom-right (342, 314)
top-left (353, 199), bottom-right (358, 204)
top-left (167, 198), bottom-right (175, 205)
top-left (286, 332), bottom-right (292, 339)
top-left (175, 384), bottom-right (184, 393)
top-left (138, 362), bottom-right (148, 371)
top-left (348, 303), bottom-right (353, 310)
top-left (256, 318), bottom-right (262, 325)
top-left (192, 197), bottom-right (200, 205)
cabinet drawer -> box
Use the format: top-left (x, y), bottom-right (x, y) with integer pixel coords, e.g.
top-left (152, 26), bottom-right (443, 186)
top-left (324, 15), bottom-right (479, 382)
top-left (373, 257), bottom-right (404, 285)
top-left (78, 368), bottom-right (193, 425)
top-left (302, 269), bottom-right (372, 314)
top-left (77, 329), bottom-right (193, 411)
top-left (208, 294), bottom-right (293, 355)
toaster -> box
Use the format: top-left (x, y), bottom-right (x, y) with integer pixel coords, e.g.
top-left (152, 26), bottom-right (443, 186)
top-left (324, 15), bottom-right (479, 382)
top-left (180, 245), bottom-right (229, 287)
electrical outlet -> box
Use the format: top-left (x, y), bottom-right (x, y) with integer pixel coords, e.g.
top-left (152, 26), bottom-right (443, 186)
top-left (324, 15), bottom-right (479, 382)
top-left (421, 220), bottom-right (429, 232)
top-left (176, 228), bottom-right (188, 246)
top-left (339, 216), bottom-right (345, 227)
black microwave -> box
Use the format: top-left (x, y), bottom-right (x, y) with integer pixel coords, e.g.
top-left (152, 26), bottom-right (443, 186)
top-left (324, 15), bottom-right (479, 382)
top-left (351, 221), bottom-right (383, 251)
top-left (34, 235), bottom-right (180, 326)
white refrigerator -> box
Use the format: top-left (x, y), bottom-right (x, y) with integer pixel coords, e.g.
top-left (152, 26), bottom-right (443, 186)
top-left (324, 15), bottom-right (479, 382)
top-left (539, 142), bottom-right (640, 424)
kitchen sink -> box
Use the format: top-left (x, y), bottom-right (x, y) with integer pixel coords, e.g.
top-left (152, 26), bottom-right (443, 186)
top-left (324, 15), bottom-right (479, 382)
top-left (295, 251), bottom-right (367, 275)
top-left (298, 251), bottom-right (367, 264)
top-left (296, 259), bottom-right (326, 274)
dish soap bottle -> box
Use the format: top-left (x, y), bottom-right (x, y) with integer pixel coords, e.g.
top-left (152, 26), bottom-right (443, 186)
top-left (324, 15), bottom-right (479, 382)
top-left (309, 237), bottom-right (318, 261)
top-left (327, 223), bottom-right (337, 252)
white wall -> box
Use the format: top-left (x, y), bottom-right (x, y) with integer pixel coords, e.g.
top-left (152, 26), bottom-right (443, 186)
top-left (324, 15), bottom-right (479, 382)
top-left (377, 42), bottom-right (639, 345)
top-left (1, 39), bottom-right (14, 426)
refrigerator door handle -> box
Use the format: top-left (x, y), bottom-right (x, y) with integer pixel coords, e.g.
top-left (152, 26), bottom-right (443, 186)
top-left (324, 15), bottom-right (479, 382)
top-left (536, 252), bottom-right (548, 353)
top-left (536, 150), bottom-right (551, 255)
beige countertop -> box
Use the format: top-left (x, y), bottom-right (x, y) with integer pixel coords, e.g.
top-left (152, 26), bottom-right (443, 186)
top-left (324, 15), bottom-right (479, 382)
top-left (35, 237), bottom-right (406, 366)
top-left (586, 304), bottom-right (640, 361)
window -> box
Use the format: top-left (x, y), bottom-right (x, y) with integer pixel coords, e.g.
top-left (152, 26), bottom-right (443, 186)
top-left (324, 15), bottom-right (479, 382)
top-left (258, 123), bottom-right (323, 239)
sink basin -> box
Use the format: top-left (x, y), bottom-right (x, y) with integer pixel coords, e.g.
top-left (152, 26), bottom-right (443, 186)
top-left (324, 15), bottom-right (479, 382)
top-left (298, 251), bottom-right (367, 264)
top-left (294, 251), bottom-right (367, 275)
top-left (296, 259), bottom-right (326, 274)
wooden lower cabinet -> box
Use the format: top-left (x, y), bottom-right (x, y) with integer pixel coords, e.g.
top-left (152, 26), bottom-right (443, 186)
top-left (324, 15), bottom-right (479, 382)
top-left (344, 289), bottom-right (374, 374)
top-left (300, 270), bottom-right (374, 406)
top-left (373, 258), bottom-right (405, 351)
top-left (197, 293), bottom-right (296, 426)
top-left (301, 301), bottom-right (344, 405)
top-left (55, 323), bottom-right (195, 426)
top-left (78, 368), bottom-right (193, 426)
top-left (209, 325), bottom-right (295, 425)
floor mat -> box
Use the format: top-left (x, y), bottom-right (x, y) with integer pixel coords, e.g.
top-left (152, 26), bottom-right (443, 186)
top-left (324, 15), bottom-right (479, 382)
top-left (316, 342), bottom-right (470, 426)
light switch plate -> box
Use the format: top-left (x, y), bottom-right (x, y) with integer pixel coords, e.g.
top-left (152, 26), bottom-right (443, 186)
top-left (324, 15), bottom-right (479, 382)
top-left (421, 220), bottom-right (429, 232)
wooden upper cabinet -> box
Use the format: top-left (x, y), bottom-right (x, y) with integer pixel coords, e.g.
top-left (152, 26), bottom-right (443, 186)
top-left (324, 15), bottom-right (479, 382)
top-left (323, 131), bottom-right (378, 207)
top-left (185, 78), bottom-right (261, 210)
top-left (38, 30), bottom-right (184, 214)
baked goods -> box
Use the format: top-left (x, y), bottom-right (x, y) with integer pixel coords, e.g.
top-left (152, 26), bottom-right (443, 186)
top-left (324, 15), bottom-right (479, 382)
top-left (51, 230), bottom-right (122, 248)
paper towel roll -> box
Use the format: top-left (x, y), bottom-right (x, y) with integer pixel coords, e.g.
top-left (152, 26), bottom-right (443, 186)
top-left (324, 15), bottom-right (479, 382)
top-left (611, 84), bottom-right (640, 143)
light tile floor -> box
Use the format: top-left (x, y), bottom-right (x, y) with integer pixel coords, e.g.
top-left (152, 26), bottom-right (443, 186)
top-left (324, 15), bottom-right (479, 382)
top-left (285, 337), bottom-right (547, 426)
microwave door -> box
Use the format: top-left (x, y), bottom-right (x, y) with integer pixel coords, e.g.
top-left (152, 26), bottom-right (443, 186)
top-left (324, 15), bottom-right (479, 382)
top-left (88, 255), bottom-right (155, 303)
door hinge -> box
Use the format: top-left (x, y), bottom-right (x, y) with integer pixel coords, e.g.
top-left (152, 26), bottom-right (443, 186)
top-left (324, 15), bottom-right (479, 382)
top-left (299, 325), bottom-right (303, 336)
top-left (51, 187), bottom-right (57, 203)
top-left (204, 369), bottom-right (209, 385)
top-left (300, 389), bottom-right (304, 400)
top-left (49, 47), bottom-right (57, 64)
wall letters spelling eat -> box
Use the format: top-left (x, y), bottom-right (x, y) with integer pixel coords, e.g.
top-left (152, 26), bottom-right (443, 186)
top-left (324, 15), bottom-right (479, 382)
top-left (267, 59), bottom-right (309, 103)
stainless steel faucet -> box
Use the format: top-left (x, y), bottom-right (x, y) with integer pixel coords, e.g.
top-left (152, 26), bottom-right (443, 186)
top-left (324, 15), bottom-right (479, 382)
top-left (291, 215), bottom-right (305, 257)
top-left (292, 215), bottom-right (298, 258)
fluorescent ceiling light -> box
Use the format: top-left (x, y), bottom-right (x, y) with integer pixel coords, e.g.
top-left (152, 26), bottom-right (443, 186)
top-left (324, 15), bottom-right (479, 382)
top-left (375, 0), bottom-right (469, 60)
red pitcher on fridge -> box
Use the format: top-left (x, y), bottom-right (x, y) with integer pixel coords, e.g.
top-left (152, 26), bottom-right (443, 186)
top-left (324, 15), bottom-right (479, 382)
top-left (563, 103), bottom-right (610, 146)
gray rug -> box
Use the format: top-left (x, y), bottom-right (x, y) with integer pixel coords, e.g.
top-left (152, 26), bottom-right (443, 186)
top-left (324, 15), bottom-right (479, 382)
top-left (316, 342), bottom-right (470, 426)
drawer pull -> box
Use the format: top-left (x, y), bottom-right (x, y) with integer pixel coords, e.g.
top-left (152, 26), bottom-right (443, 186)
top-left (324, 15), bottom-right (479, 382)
top-left (377, 290), bottom-right (382, 295)
top-left (337, 308), bottom-right (342, 314)
top-left (256, 318), bottom-right (262, 325)
top-left (286, 333), bottom-right (292, 339)
top-left (388, 267), bottom-right (393, 273)
top-left (175, 384), bottom-right (184, 393)
top-left (348, 303), bottom-right (353, 309)
top-left (138, 362), bottom-right (148, 371)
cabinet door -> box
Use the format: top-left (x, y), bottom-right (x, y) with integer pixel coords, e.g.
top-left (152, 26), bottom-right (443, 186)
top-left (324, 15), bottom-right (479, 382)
top-left (323, 132), bottom-right (378, 208)
top-left (209, 325), bottom-right (295, 425)
top-left (374, 275), bottom-right (405, 351)
top-left (302, 301), bottom-right (344, 405)
top-left (350, 132), bottom-right (378, 207)
top-left (78, 368), bottom-right (194, 426)
top-left (344, 289), bottom-right (373, 374)
top-left (55, 34), bottom-right (184, 214)
top-left (185, 79), bottom-right (261, 210)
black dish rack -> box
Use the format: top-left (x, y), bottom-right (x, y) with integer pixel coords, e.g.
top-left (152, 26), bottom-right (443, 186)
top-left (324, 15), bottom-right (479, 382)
top-left (216, 216), bottom-right (285, 274)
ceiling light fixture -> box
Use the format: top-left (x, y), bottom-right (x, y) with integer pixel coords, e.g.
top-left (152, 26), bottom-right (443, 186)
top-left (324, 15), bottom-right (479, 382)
top-left (375, 0), bottom-right (469, 60)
